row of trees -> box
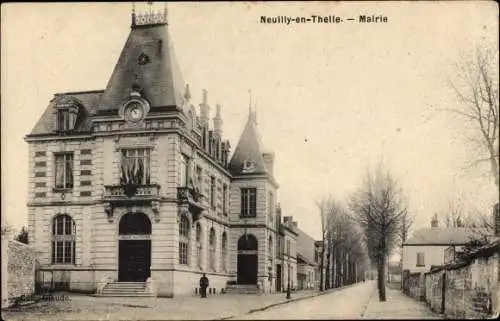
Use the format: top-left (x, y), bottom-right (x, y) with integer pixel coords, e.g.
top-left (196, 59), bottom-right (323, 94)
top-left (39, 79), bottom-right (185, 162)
top-left (317, 163), bottom-right (412, 301)
top-left (317, 197), bottom-right (370, 291)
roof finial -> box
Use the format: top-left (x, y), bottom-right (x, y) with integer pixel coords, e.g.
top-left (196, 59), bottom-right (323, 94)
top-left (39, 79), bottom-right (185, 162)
top-left (131, 2), bottom-right (137, 27)
top-left (184, 84), bottom-right (191, 101)
top-left (248, 89), bottom-right (253, 117)
top-left (254, 100), bottom-right (258, 124)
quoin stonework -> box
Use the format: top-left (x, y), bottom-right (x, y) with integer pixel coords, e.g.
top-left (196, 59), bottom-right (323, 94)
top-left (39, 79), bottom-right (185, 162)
top-left (24, 7), bottom-right (300, 298)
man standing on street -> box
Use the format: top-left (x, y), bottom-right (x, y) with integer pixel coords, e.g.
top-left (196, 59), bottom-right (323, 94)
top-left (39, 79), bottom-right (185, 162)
top-left (199, 273), bottom-right (209, 298)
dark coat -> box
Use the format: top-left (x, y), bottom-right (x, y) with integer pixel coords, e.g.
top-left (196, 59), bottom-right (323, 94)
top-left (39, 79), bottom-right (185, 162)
top-left (200, 276), bottom-right (209, 288)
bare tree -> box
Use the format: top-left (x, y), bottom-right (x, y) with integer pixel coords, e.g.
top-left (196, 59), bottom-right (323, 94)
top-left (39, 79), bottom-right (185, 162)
top-left (447, 46), bottom-right (499, 188)
top-left (316, 195), bottom-right (336, 291)
top-left (350, 163), bottom-right (407, 302)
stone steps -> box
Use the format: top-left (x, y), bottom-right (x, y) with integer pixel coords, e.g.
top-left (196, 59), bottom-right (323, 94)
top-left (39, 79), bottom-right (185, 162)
top-left (225, 284), bottom-right (260, 294)
top-left (97, 281), bottom-right (155, 297)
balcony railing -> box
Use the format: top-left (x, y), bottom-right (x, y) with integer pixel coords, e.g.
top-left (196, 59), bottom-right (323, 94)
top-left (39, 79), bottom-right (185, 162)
top-left (103, 184), bottom-right (161, 201)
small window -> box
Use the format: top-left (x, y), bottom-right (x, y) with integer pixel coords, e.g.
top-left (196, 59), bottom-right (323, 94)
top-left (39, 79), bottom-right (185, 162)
top-left (416, 252), bottom-right (425, 267)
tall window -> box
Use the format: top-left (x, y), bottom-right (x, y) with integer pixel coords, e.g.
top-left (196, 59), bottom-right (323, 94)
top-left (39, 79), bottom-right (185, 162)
top-left (222, 184), bottom-right (228, 214)
top-left (221, 232), bottom-right (227, 272)
top-left (196, 165), bottom-right (203, 189)
top-left (52, 214), bottom-right (75, 264)
top-left (286, 239), bottom-right (291, 256)
top-left (268, 236), bottom-right (273, 258)
top-left (179, 215), bottom-right (190, 265)
top-left (120, 149), bottom-right (151, 185)
top-left (268, 192), bottom-right (274, 223)
top-left (210, 177), bottom-right (216, 208)
top-left (179, 154), bottom-right (189, 186)
top-left (241, 188), bottom-right (257, 217)
top-left (209, 228), bottom-right (216, 271)
top-left (196, 223), bottom-right (203, 269)
top-left (416, 252), bottom-right (425, 267)
top-left (55, 153), bottom-right (74, 189)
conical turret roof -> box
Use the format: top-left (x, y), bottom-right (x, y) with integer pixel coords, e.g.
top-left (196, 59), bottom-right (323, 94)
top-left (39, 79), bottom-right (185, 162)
top-left (229, 111), bottom-right (268, 175)
top-left (98, 19), bottom-right (185, 110)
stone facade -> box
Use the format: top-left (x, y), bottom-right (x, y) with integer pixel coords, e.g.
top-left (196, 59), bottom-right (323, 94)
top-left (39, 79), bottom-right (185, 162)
top-left (24, 9), bottom-right (294, 298)
top-left (1, 236), bottom-right (38, 308)
top-left (406, 241), bottom-right (500, 319)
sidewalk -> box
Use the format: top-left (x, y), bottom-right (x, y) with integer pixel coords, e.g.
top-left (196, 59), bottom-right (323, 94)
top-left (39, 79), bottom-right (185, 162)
top-left (361, 287), bottom-right (442, 319)
top-left (2, 288), bottom-right (335, 321)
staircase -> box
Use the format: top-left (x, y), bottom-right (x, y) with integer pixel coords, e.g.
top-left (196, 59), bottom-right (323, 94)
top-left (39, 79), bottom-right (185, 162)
top-left (224, 284), bottom-right (260, 294)
top-left (98, 282), bottom-right (154, 297)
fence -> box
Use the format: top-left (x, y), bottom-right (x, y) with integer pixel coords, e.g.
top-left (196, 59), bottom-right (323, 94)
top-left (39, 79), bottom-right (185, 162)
top-left (403, 271), bottom-right (425, 301)
top-left (403, 241), bottom-right (499, 319)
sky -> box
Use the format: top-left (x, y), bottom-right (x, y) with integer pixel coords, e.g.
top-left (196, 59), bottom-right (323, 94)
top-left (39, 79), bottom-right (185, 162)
top-left (1, 2), bottom-right (499, 245)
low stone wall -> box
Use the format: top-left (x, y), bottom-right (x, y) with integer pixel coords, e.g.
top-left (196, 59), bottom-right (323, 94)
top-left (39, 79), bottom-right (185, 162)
top-left (422, 243), bottom-right (499, 319)
top-left (1, 238), bottom-right (38, 308)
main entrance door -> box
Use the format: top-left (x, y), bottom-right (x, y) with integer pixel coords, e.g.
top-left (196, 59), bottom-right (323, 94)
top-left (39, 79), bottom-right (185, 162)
top-left (118, 213), bottom-right (152, 282)
top-left (276, 264), bottom-right (282, 292)
top-left (237, 234), bottom-right (258, 285)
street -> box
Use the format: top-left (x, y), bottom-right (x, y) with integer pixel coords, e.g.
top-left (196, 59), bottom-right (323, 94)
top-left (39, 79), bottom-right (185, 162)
top-left (231, 282), bottom-right (374, 320)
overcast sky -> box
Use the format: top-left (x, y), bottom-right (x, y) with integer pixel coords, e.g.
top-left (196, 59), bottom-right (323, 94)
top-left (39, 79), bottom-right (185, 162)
top-left (1, 2), bottom-right (498, 244)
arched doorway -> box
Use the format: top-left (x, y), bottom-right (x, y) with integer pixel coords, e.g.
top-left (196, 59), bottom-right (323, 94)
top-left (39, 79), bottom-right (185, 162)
top-left (237, 234), bottom-right (258, 285)
top-left (118, 213), bottom-right (152, 282)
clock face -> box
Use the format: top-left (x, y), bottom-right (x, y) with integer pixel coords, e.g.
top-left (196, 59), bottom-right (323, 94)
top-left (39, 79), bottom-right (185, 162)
top-left (126, 102), bottom-right (144, 122)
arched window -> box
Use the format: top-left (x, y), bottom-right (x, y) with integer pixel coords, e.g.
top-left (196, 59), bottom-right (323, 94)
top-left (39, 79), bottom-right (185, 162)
top-left (196, 223), bottom-right (203, 269)
top-left (52, 214), bottom-right (76, 264)
top-left (208, 228), bottom-right (216, 271)
top-left (221, 232), bottom-right (227, 272)
top-left (178, 215), bottom-right (190, 265)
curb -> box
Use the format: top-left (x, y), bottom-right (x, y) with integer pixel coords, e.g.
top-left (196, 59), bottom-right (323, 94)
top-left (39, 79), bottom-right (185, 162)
top-left (214, 282), bottom-right (361, 320)
top-left (359, 284), bottom-right (377, 319)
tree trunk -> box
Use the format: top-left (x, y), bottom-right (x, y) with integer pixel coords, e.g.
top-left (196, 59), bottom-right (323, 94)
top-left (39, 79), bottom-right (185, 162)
top-left (325, 250), bottom-right (331, 290)
top-left (377, 249), bottom-right (387, 301)
top-left (320, 238), bottom-right (325, 291)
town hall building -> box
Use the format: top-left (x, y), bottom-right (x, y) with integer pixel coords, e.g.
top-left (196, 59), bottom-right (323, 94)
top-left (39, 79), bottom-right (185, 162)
top-left (25, 7), bottom-right (293, 297)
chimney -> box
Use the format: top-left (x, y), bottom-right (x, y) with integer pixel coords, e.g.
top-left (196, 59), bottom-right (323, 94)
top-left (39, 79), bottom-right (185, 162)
top-left (283, 216), bottom-right (292, 223)
top-left (291, 221), bottom-right (298, 229)
top-left (431, 214), bottom-right (438, 228)
top-left (262, 151), bottom-right (275, 176)
top-left (494, 203), bottom-right (499, 236)
top-left (199, 89), bottom-right (210, 125)
top-left (213, 104), bottom-right (223, 136)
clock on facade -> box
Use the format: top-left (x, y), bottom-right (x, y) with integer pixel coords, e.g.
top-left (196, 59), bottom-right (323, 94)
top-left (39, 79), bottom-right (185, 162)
top-left (125, 101), bottom-right (145, 122)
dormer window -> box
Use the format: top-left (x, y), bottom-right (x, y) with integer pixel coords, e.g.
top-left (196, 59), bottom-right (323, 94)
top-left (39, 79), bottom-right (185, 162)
top-left (54, 96), bottom-right (81, 133)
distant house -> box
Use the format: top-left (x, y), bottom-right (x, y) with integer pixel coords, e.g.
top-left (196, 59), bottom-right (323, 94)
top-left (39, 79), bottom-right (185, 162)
top-left (296, 228), bottom-right (317, 290)
top-left (402, 217), bottom-right (480, 273)
top-left (387, 261), bottom-right (402, 282)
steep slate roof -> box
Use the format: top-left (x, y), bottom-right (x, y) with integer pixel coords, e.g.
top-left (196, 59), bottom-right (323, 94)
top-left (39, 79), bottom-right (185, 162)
top-left (28, 91), bottom-right (103, 136)
top-left (296, 228), bottom-right (317, 266)
top-left (404, 227), bottom-right (479, 245)
top-left (228, 111), bottom-right (268, 175)
top-left (98, 22), bottom-right (185, 110)
top-left (28, 18), bottom-right (185, 137)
